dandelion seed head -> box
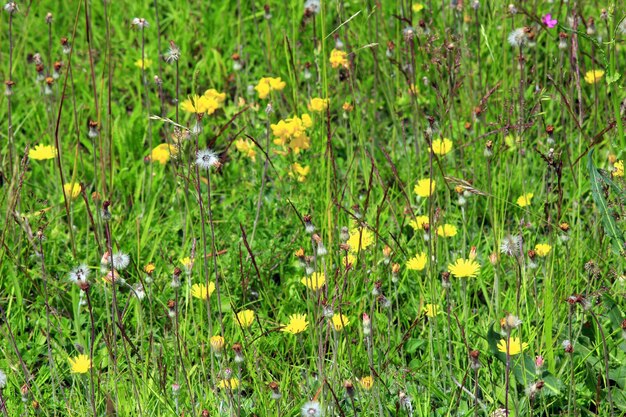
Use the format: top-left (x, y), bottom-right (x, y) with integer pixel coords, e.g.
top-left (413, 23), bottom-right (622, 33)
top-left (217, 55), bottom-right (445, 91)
top-left (508, 27), bottom-right (527, 47)
top-left (196, 149), bottom-right (220, 170)
top-left (301, 400), bottom-right (322, 417)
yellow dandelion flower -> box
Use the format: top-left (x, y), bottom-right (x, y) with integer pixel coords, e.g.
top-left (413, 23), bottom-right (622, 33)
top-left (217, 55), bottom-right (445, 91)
top-left (308, 97), bottom-right (329, 113)
top-left (330, 49), bottom-right (349, 69)
top-left (448, 258), bottom-right (480, 278)
top-left (497, 337), bottom-right (529, 356)
top-left (407, 252), bottom-right (427, 271)
top-left (234, 138), bottom-right (257, 161)
top-left (288, 162), bottom-right (310, 182)
top-left (63, 183), bottom-right (81, 200)
top-left (412, 3), bottom-right (424, 12)
top-left (516, 193), bottom-right (533, 207)
top-left (68, 354), bottom-right (92, 374)
top-left (534, 243), bottom-right (552, 257)
top-left (414, 178), bottom-right (436, 197)
top-left (430, 138), bottom-right (453, 156)
top-left (29, 144), bottom-right (57, 160)
top-left (281, 314), bottom-right (308, 334)
top-left (331, 313), bottom-right (350, 331)
top-left (134, 58), bottom-right (152, 69)
top-left (613, 160), bottom-right (624, 177)
top-left (409, 215), bottom-right (430, 230)
top-left (143, 263), bottom-right (155, 274)
top-left (180, 257), bottom-right (193, 270)
top-left (210, 335), bottom-right (225, 352)
top-left (359, 376), bottom-right (374, 390)
top-left (423, 304), bottom-right (439, 317)
top-left (191, 282), bottom-right (215, 300)
top-left (235, 309), bottom-right (255, 328)
top-left (218, 378), bottom-right (240, 390)
top-left (346, 228), bottom-right (375, 253)
top-left (584, 69), bottom-right (604, 84)
top-left (437, 224), bottom-right (457, 237)
top-left (254, 77), bottom-right (286, 99)
top-left (150, 143), bottom-right (177, 165)
top-left (301, 272), bottom-right (326, 291)
top-left (203, 88), bottom-right (226, 104)
top-left (180, 94), bottom-right (208, 114)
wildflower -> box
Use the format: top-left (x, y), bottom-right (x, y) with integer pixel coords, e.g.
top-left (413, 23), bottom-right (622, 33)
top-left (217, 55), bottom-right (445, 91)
top-left (301, 272), bottom-right (325, 291)
top-left (150, 143), bottom-right (177, 165)
top-left (68, 354), bottom-right (92, 374)
top-left (517, 193), bottom-right (533, 207)
top-left (29, 144), bottom-right (57, 160)
top-left (4, 2), bottom-right (18, 14)
top-left (362, 313), bottom-right (371, 336)
top-left (181, 94), bottom-right (208, 114)
top-left (134, 58), bottom-right (152, 69)
top-left (301, 400), bottom-right (322, 417)
top-left (330, 49), bottom-right (348, 69)
top-left (271, 114), bottom-right (313, 153)
top-left (210, 335), bottom-right (225, 354)
top-left (437, 224), bottom-right (457, 237)
top-left (281, 314), bottom-right (309, 334)
top-left (234, 138), bottom-right (257, 161)
top-left (131, 17), bottom-right (149, 28)
top-left (562, 339), bottom-right (573, 353)
top-left (500, 234), bottom-right (523, 257)
top-left (254, 76), bottom-right (286, 99)
top-left (289, 162), bottom-right (310, 182)
top-left (414, 178), bottom-right (436, 197)
top-left (232, 343), bottom-right (244, 363)
top-left (88, 120), bottom-right (99, 138)
top-left (409, 215), bottom-right (429, 230)
top-left (308, 97), bottom-right (329, 112)
top-left (196, 149), bottom-right (220, 169)
top-left (430, 138), bottom-right (453, 156)
top-left (448, 258), bottom-right (480, 278)
top-left (497, 337), bottom-right (529, 355)
top-left (218, 377), bottom-right (240, 390)
top-left (102, 269), bottom-right (121, 285)
top-left (534, 243), bottom-right (552, 257)
top-left (235, 309), bottom-right (255, 328)
top-left (342, 102), bottom-right (354, 113)
top-left (109, 252), bottom-right (130, 270)
top-left (501, 313), bottom-right (522, 330)
top-left (331, 313), bottom-right (350, 331)
top-left (204, 88), bottom-right (226, 105)
top-left (542, 14), bottom-right (557, 29)
top-left (346, 228), bottom-right (374, 253)
top-left (613, 160), bottom-right (624, 177)
top-left (63, 183), bottom-right (81, 200)
top-left (412, 3), bottom-right (424, 12)
top-left (507, 27), bottom-right (527, 47)
top-left (269, 381), bottom-right (282, 400)
top-left (165, 40), bottom-right (180, 62)
top-left (191, 283), bottom-right (215, 300)
top-left (0, 369), bottom-right (6, 389)
top-left (304, 0), bottom-right (321, 14)
top-left (359, 375), bottom-right (374, 390)
top-left (423, 304), bottom-right (439, 317)
top-left (584, 69), bottom-right (604, 84)
top-left (69, 264), bottom-right (90, 285)
top-left (406, 252), bottom-right (427, 271)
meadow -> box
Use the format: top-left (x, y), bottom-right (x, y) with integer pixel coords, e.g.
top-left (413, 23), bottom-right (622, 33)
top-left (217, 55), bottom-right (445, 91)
top-left (1, 0), bottom-right (626, 416)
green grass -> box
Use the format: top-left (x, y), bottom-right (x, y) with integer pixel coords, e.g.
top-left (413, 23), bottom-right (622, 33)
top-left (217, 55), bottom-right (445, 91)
top-left (1, 0), bottom-right (626, 416)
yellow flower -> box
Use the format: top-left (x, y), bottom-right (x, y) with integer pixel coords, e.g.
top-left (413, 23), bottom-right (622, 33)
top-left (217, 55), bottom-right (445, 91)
top-left (437, 224), bottom-right (457, 237)
top-left (202, 96), bottom-right (220, 115)
top-left (210, 335), bottom-right (225, 352)
top-left (342, 102), bottom-right (354, 112)
top-left (150, 143), bottom-right (177, 165)
top-left (423, 304), bottom-right (439, 317)
top-left (516, 193), bottom-right (533, 207)
top-left (254, 77), bottom-right (286, 99)
top-left (289, 162), bottom-right (310, 182)
top-left (584, 69), bottom-right (604, 84)
top-left (63, 183), bottom-right (81, 200)
top-left (134, 58), bottom-right (152, 69)
top-left (613, 160), bottom-right (624, 177)
top-left (409, 215), bottom-right (430, 230)
top-left (359, 376), bottom-right (374, 390)
top-left (430, 138), bottom-right (453, 156)
top-left (414, 178), bottom-right (436, 197)
top-left (534, 243), bottom-right (552, 257)
top-left (407, 252), bottom-right (427, 271)
top-left (143, 263), bottom-right (155, 274)
top-left (69, 354), bottom-right (92, 374)
top-left (412, 3), bottom-right (424, 12)
top-left (29, 144), bottom-right (57, 160)
top-left (330, 49), bottom-right (349, 69)
top-left (301, 272), bottom-right (326, 291)
top-left (235, 309), bottom-right (255, 328)
top-left (346, 228), bottom-right (374, 253)
top-left (281, 314), bottom-right (308, 334)
top-left (218, 378), bottom-right (240, 390)
top-left (497, 337), bottom-right (529, 356)
top-left (271, 115), bottom-right (312, 153)
top-left (331, 313), bottom-right (350, 331)
top-left (204, 88), bottom-right (226, 104)
top-left (191, 282), bottom-right (216, 300)
top-left (234, 138), bottom-right (256, 161)
top-left (181, 94), bottom-right (208, 114)
top-left (448, 258), bottom-right (480, 278)
top-left (308, 97), bottom-right (329, 112)
top-left (180, 257), bottom-right (193, 270)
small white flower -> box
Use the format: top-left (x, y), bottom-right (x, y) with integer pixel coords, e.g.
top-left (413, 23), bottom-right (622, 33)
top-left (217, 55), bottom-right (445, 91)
top-left (301, 400), bottom-right (322, 417)
top-left (69, 264), bottom-right (90, 285)
top-left (508, 27), bottom-right (527, 47)
top-left (132, 283), bottom-right (146, 300)
top-left (131, 17), bottom-right (149, 28)
top-left (4, 2), bottom-right (18, 14)
top-left (0, 369), bottom-right (7, 388)
top-left (165, 41), bottom-right (180, 63)
top-left (303, 0), bottom-right (320, 14)
top-left (196, 149), bottom-right (220, 169)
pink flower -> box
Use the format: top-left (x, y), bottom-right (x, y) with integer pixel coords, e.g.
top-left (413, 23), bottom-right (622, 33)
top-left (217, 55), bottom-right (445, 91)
top-left (542, 14), bottom-right (557, 29)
